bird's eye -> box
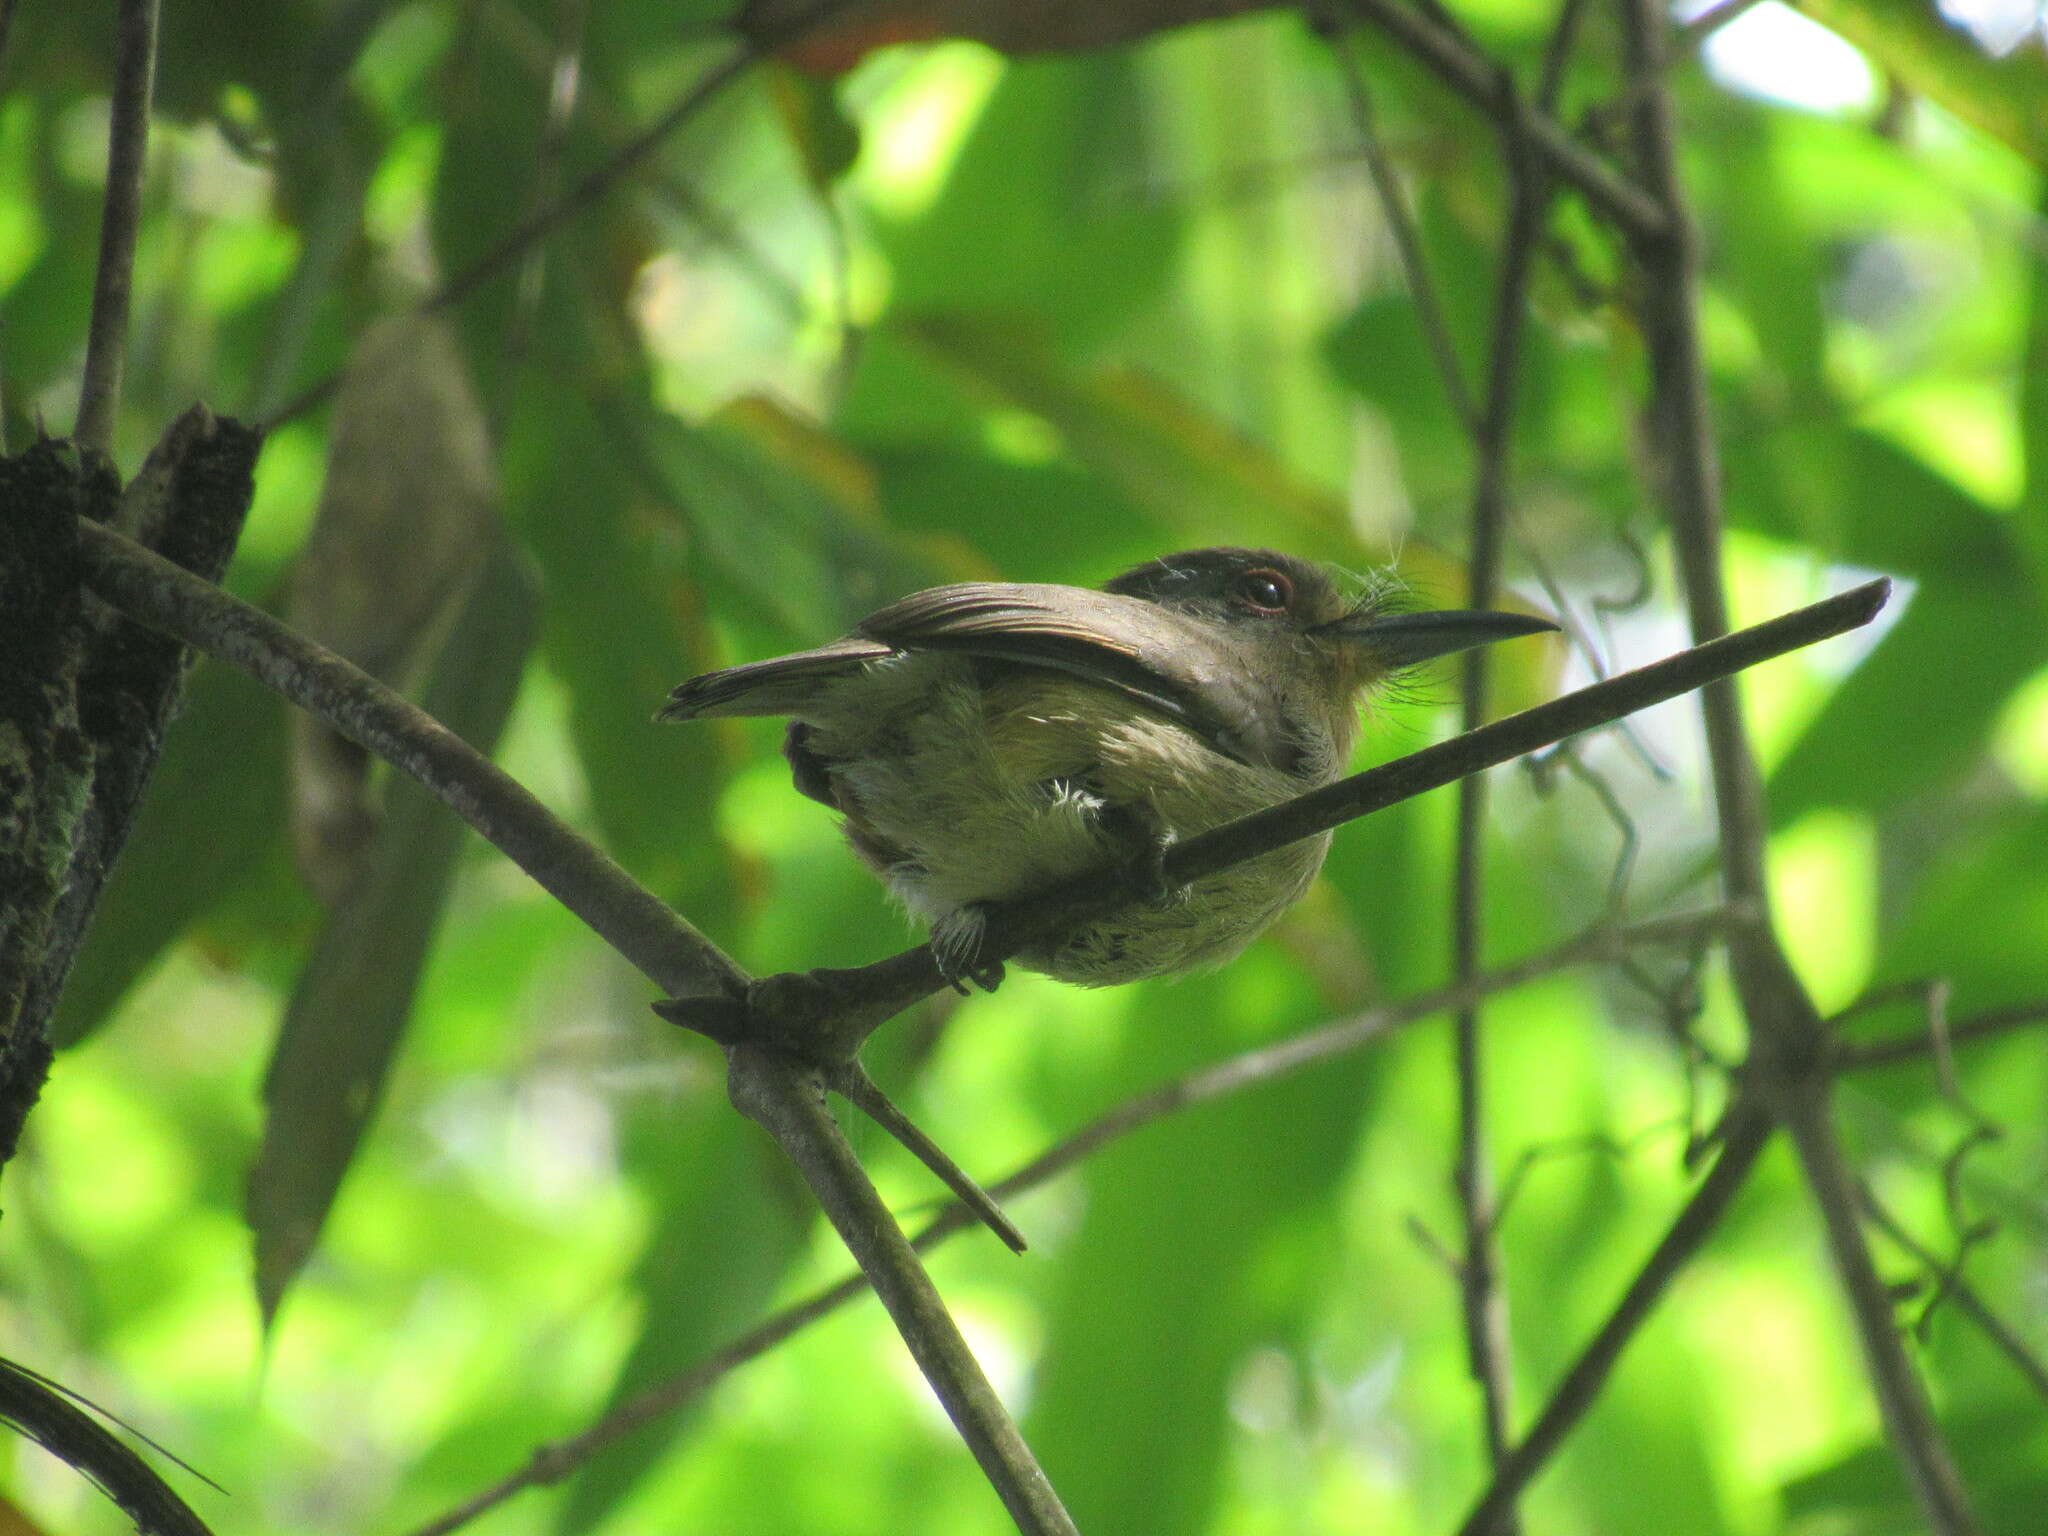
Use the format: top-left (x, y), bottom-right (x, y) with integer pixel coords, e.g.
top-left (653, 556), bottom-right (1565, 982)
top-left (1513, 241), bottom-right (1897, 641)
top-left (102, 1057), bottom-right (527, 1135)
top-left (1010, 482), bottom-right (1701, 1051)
top-left (1231, 568), bottom-right (1292, 614)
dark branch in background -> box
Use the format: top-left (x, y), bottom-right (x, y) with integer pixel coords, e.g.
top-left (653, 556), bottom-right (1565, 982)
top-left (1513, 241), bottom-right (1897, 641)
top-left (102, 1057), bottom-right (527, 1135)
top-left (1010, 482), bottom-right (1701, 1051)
top-left (74, 0), bottom-right (160, 454)
top-left (1835, 1003), bottom-right (2048, 1072)
top-left (1336, 0), bottom-right (1668, 240)
top-left (1860, 1189), bottom-right (2048, 1404)
top-left (1613, 0), bottom-right (1979, 1529)
top-left (1442, 3), bottom-right (1578, 1471)
top-left (1459, 1101), bottom-right (1774, 1536)
top-left (402, 909), bottom-right (1735, 1536)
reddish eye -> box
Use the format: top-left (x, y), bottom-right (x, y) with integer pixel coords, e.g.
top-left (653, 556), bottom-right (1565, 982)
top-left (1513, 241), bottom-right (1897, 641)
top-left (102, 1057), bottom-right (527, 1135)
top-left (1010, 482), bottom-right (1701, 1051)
top-left (1231, 567), bottom-right (1292, 614)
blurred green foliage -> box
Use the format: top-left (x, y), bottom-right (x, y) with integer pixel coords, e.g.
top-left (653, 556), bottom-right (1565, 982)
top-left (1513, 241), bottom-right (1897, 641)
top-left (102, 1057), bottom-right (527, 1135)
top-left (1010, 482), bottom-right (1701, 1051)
top-left (3, 0), bottom-right (2047, 1533)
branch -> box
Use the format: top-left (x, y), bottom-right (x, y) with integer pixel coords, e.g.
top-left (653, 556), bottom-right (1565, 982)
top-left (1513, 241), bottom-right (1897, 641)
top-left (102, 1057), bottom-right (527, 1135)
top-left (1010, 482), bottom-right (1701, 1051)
top-left (1458, 1101), bottom-right (1774, 1536)
top-left (1443, 19), bottom-right (1577, 1473)
top-left (75, 0), bottom-right (160, 455)
top-left (1835, 1003), bottom-right (2048, 1073)
top-left (402, 909), bottom-right (1731, 1536)
top-left (71, 519), bottom-right (747, 1004)
top-left (1337, 0), bottom-right (1669, 241)
top-left (1860, 1190), bottom-right (2048, 1404)
top-left (1614, 0), bottom-right (1979, 1528)
top-left (725, 1045), bottom-right (1078, 1536)
top-left (0, 1357), bottom-right (214, 1536)
top-left (2, 412), bottom-right (257, 1167)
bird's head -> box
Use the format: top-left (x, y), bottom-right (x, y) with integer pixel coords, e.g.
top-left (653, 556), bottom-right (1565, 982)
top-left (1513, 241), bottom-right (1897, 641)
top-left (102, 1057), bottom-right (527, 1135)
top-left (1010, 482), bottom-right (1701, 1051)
top-left (1105, 546), bottom-right (1557, 769)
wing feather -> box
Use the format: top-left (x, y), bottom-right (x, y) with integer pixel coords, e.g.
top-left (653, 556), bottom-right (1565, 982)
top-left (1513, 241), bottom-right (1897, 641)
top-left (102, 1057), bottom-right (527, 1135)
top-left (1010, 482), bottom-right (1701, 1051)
top-left (662, 582), bottom-right (1288, 768)
top-left (657, 637), bottom-right (894, 720)
top-left (857, 584), bottom-right (1272, 765)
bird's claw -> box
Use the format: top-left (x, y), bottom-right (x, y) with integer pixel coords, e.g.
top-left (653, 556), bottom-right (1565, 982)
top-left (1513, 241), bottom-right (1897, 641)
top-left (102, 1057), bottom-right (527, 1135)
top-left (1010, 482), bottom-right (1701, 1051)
top-left (1100, 801), bottom-right (1181, 905)
top-left (932, 903), bottom-right (1005, 994)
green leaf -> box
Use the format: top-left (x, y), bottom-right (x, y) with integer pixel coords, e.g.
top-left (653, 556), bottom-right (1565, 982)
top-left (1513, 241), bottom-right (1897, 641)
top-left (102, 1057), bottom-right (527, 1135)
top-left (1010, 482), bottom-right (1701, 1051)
top-left (1794, 0), bottom-right (2048, 166)
top-left (1780, 1399), bottom-right (2048, 1536)
top-left (873, 57), bottom-right (1180, 344)
top-left (1027, 961), bottom-right (1376, 1536)
top-left (1767, 574), bottom-right (2048, 825)
top-left (247, 534), bottom-right (540, 1324)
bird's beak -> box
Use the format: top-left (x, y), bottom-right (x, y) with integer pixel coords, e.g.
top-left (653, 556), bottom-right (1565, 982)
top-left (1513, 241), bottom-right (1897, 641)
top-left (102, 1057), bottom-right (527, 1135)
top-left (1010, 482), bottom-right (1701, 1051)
top-left (1322, 607), bottom-right (1560, 667)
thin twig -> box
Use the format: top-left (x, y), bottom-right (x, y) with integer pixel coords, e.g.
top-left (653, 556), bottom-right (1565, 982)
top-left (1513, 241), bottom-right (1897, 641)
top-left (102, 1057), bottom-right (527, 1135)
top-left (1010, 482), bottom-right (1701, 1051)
top-left (71, 520), bottom-right (747, 1003)
top-left (1458, 1102), bottom-right (1773, 1536)
top-left (75, 0), bottom-right (161, 455)
top-left (1444, 13), bottom-right (1577, 1469)
top-left (1321, 21), bottom-right (1480, 432)
top-left (1861, 1189), bottom-right (2048, 1404)
top-left (829, 1060), bottom-right (1028, 1253)
top-left (726, 1045), bottom-right (1078, 1536)
top-left (400, 909), bottom-right (1732, 1536)
top-left (1835, 1004), bottom-right (2048, 1073)
top-left (1337, 0), bottom-right (1668, 240)
top-left (499, 0), bottom-right (591, 381)
top-left (425, 0), bottom-right (843, 320)
top-left (1613, 0), bottom-right (1979, 1528)
top-left (423, 45), bottom-right (748, 320)
top-left (468, 0), bottom-right (810, 320)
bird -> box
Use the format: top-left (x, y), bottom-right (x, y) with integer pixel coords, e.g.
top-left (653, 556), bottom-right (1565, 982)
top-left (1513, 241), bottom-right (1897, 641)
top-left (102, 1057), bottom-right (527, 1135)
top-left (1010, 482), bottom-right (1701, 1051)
top-left (659, 546), bottom-right (1555, 988)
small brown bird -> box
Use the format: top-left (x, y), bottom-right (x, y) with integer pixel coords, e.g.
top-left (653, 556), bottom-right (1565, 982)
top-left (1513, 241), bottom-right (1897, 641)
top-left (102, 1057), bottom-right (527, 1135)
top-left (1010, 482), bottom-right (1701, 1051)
top-left (661, 547), bottom-right (1553, 987)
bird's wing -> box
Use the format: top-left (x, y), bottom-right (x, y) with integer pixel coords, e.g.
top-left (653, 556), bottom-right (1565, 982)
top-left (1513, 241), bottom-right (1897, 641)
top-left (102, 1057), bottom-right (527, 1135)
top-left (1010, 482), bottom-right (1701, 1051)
top-left (857, 584), bottom-right (1273, 767)
top-left (662, 583), bottom-right (1284, 768)
top-left (657, 636), bottom-right (895, 720)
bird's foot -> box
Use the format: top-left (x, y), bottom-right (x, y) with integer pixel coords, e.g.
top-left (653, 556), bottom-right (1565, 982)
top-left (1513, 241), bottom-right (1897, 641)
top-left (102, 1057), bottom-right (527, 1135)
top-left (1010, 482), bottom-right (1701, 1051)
top-left (931, 904), bottom-right (1006, 994)
top-left (1098, 800), bottom-right (1182, 905)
